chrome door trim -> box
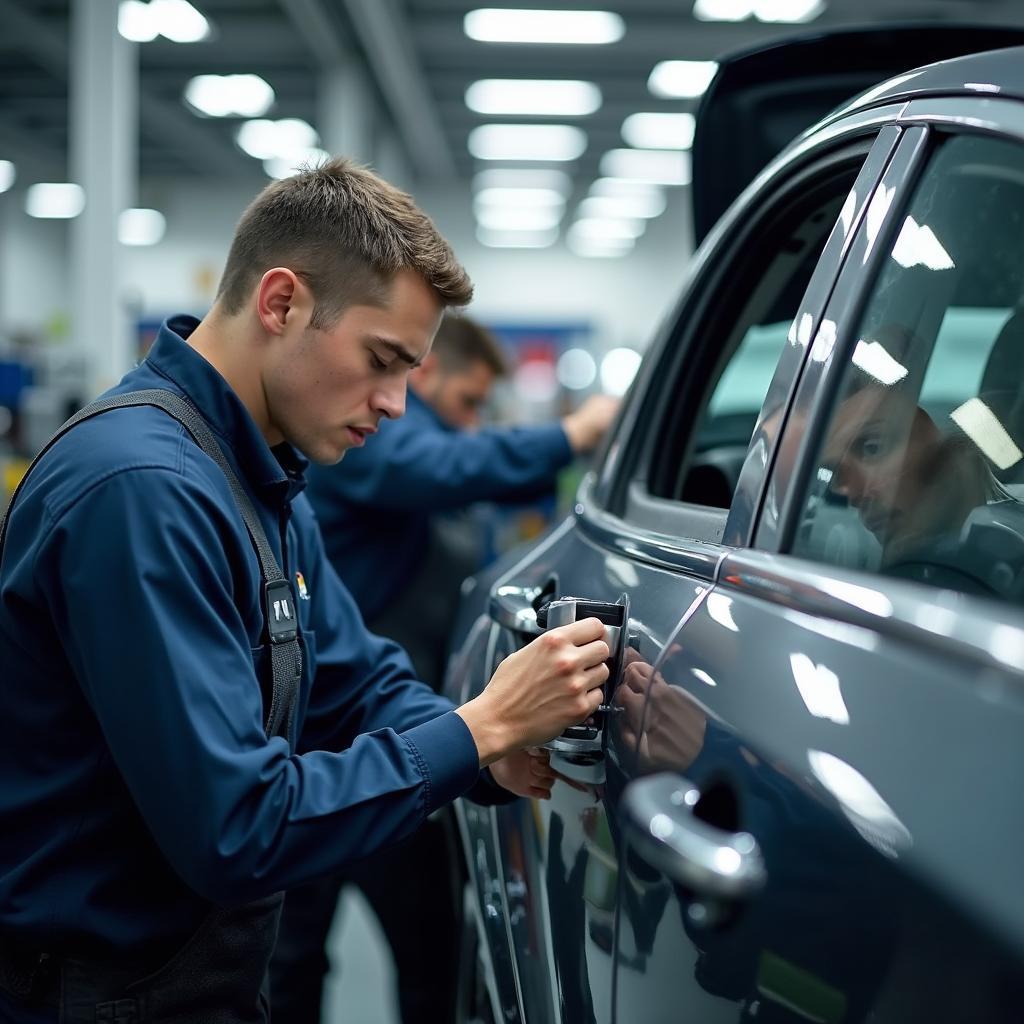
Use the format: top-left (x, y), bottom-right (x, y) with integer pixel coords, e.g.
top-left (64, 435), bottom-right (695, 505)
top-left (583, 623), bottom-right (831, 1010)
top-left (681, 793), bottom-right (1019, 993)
top-left (720, 547), bottom-right (1024, 682)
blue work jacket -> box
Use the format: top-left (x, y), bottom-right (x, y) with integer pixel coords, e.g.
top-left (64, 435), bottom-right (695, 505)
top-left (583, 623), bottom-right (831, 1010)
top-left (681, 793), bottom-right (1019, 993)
top-left (0, 316), bottom-right (493, 960)
top-left (305, 388), bottom-right (572, 620)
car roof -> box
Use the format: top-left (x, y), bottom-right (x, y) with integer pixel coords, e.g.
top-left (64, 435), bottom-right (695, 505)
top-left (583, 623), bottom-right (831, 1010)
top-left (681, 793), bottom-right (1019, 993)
top-left (826, 44), bottom-right (1024, 123)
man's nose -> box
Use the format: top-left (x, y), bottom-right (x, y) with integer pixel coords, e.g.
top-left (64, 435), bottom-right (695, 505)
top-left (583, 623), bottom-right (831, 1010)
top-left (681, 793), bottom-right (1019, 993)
top-left (833, 460), bottom-right (864, 504)
top-left (373, 379), bottom-right (407, 420)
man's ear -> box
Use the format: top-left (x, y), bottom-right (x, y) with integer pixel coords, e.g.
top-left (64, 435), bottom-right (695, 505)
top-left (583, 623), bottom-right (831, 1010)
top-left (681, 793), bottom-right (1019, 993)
top-left (256, 268), bottom-right (309, 335)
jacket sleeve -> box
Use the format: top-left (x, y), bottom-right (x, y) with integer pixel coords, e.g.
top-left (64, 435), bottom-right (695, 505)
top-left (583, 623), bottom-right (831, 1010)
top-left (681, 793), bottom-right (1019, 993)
top-left (316, 417), bottom-right (574, 512)
top-left (294, 509), bottom-right (518, 806)
top-left (37, 465), bottom-right (483, 905)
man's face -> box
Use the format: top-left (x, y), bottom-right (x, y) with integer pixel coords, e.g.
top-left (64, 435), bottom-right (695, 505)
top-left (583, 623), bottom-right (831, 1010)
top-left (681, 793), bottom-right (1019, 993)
top-left (415, 358), bottom-right (496, 429)
top-left (823, 385), bottom-right (941, 545)
top-left (264, 268), bottom-right (443, 464)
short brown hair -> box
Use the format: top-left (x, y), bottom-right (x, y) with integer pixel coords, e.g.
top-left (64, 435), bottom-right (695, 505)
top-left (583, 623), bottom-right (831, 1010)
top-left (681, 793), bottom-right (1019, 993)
top-left (433, 315), bottom-right (508, 377)
top-left (216, 157), bottom-right (473, 327)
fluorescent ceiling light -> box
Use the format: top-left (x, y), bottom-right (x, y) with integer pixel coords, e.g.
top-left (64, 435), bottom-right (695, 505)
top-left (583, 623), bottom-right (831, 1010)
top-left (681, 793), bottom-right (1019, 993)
top-left (150, 0), bottom-right (209, 43)
top-left (621, 112), bottom-right (696, 150)
top-left (648, 60), bottom-right (718, 99)
top-left (600, 148), bottom-right (691, 185)
top-left (694, 0), bottom-right (825, 21)
top-left (569, 234), bottom-right (634, 258)
top-left (25, 183), bottom-right (85, 219)
top-left (119, 208), bottom-right (166, 246)
top-left (184, 75), bottom-right (274, 118)
top-left (237, 118), bottom-right (319, 160)
top-left (753, 0), bottom-right (825, 22)
top-left (890, 215), bottom-right (955, 271)
top-left (557, 348), bottom-right (597, 390)
top-left (571, 217), bottom-right (645, 241)
top-left (694, 0), bottom-right (751, 21)
top-left (121, 0), bottom-right (210, 43)
top-left (590, 177), bottom-right (660, 198)
top-left (851, 340), bottom-right (908, 386)
top-left (477, 226), bottom-right (559, 248)
top-left (474, 187), bottom-right (565, 210)
top-left (468, 124), bottom-right (586, 161)
top-left (464, 8), bottom-right (625, 45)
top-left (263, 147), bottom-right (330, 180)
top-left (466, 79), bottom-right (601, 116)
top-left (578, 192), bottom-right (666, 220)
top-left (600, 347), bottom-right (642, 395)
top-left (118, 1), bottom-right (159, 41)
top-left (0, 160), bottom-right (15, 193)
top-left (473, 168), bottom-right (572, 194)
top-left (950, 398), bottom-right (1023, 471)
top-left (476, 205), bottom-right (563, 231)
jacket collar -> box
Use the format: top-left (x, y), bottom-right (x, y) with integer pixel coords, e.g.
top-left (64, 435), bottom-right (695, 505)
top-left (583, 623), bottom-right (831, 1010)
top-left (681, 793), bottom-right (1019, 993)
top-left (144, 315), bottom-right (308, 505)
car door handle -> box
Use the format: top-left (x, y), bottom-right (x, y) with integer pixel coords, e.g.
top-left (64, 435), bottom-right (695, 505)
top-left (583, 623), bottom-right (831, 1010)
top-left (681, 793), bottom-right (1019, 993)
top-left (489, 584), bottom-right (545, 637)
top-left (621, 772), bottom-right (766, 899)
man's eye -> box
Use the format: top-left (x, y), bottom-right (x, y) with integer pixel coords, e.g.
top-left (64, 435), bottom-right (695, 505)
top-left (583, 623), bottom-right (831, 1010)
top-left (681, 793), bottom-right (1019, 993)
top-left (857, 434), bottom-right (887, 459)
top-left (370, 353), bottom-right (388, 371)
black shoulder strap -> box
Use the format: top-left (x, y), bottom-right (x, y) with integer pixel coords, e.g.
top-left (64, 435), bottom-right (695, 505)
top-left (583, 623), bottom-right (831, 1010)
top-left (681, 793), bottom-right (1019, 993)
top-left (0, 388), bottom-right (301, 745)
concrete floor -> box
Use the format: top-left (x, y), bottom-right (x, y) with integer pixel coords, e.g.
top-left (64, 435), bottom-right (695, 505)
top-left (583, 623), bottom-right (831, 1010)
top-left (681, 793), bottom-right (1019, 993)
top-left (321, 888), bottom-right (401, 1024)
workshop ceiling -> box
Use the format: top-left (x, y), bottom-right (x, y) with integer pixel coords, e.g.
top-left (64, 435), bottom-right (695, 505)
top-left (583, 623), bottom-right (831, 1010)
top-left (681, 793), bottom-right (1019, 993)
top-left (2, 0), bottom-right (1024, 189)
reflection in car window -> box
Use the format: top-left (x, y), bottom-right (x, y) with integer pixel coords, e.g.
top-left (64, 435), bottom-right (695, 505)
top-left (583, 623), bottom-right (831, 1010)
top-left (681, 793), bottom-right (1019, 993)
top-left (793, 134), bottom-right (1024, 602)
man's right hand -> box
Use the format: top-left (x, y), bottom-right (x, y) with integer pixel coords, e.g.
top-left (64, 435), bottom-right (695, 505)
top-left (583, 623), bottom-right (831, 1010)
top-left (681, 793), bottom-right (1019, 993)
top-left (455, 618), bottom-right (609, 766)
top-left (562, 394), bottom-right (621, 455)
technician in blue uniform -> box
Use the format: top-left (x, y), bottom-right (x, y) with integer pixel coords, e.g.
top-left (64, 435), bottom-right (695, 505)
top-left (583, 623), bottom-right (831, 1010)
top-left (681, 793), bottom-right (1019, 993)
top-left (0, 158), bottom-right (610, 1023)
top-left (273, 315), bottom-right (618, 1022)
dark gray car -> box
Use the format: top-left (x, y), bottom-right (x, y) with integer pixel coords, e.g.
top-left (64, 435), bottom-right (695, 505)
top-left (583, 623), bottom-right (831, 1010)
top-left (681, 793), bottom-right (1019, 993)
top-left (446, 40), bottom-right (1024, 1024)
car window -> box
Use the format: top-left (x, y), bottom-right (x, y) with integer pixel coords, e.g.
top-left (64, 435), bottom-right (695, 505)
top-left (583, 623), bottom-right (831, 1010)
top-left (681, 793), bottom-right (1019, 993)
top-left (654, 176), bottom-right (856, 510)
top-left (791, 133), bottom-right (1024, 603)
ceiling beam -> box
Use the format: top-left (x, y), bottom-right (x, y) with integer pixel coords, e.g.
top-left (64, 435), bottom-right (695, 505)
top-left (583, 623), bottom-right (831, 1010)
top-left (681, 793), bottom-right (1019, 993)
top-left (0, 0), bottom-right (255, 180)
top-left (336, 0), bottom-right (456, 179)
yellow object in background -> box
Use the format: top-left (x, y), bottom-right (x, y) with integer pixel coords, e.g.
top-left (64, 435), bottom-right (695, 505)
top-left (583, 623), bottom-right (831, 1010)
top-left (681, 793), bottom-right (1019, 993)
top-left (2, 458), bottom-right (30, 504)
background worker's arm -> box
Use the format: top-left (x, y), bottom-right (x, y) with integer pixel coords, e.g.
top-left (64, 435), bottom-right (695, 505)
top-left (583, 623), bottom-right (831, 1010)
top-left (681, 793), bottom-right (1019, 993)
top-left (310, 394), bottom-right (619, 512)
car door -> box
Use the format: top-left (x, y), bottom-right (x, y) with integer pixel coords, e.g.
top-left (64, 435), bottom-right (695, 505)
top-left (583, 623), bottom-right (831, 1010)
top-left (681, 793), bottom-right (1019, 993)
top-left (468, 115), bottom-right (908, 1024)
top-left (617, 105), bottom-right (1024, 1022)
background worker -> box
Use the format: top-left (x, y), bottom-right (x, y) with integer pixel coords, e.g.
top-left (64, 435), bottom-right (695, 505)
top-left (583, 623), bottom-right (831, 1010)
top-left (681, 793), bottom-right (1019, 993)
top-left (0, 158), bottom-right (610, 1023)
top-left (271, 314), bottom-right (618, 1023)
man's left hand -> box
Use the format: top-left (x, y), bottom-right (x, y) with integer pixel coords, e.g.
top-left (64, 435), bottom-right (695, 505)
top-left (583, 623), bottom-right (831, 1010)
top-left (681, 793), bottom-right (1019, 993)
top-left (489, 748), bottom-right (557, 799)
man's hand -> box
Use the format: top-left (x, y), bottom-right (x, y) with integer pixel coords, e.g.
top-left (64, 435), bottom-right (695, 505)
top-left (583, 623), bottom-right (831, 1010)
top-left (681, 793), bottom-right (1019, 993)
top-left (562, 394), bottom-right (621, 455)
top-left (489, 748), bottom-right (557, 799)
top-left (456, 618), bottom-right (609, 766)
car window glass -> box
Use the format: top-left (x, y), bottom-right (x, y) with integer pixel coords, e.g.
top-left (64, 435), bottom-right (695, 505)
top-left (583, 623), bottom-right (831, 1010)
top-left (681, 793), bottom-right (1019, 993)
top-left (791, 134), bottom-right (1024, 603)
top-left (661, 181), bottom-right (854, 510)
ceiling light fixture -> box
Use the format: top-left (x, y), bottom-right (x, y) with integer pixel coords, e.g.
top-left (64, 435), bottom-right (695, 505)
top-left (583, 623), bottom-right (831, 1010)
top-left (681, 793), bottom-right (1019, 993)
top-left (468, 124), bottom-right (587, 161)
top-left (25, 183), bottom-right (86, 219)
top-left (600, 148), bottom-right (691, 185)
top-left (648, 60), bottom-right (718, 99)
top-left (621, 112), bottom-right (696, 150)
top-left (118, 0), bottom-right (210, 43)
top-left (184, 74), bottom-right (274, 118)
top-left (119, 208), bottom-right (166, 246)
top-left (473, 168), bottom-right (572, 194)
top-left (466, 79), bottom-right (602, 116)
top-left (237, 118), bottom-right (319, 160)
top-left (464, 8), bottom-right (625, 45)
top-left (477, 226), bottom-right (559, 248)
top-left (476, 206), bottom-right (564, 231)
top-left (474, 187), bottom-right (566, 210)
top-left (694, 0), bottom-right (825, 22)
top-left (578, 193), bottom-right (666, 220)
top-left (0, 161), bottom-right (15, 193)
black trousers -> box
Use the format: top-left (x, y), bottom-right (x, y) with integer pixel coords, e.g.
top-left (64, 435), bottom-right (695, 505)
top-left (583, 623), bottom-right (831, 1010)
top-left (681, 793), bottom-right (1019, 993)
top-left (268, 811), bottom-right (463, 1024)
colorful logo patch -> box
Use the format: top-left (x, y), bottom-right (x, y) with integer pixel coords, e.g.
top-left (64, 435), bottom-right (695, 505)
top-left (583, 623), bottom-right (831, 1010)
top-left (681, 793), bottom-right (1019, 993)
top-left (295, 570), bottom-right (310, 600)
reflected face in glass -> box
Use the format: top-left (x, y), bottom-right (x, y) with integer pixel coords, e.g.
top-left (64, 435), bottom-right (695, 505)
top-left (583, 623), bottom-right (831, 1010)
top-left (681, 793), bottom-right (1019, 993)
top-left (823, 384), bottom-right (942, 547)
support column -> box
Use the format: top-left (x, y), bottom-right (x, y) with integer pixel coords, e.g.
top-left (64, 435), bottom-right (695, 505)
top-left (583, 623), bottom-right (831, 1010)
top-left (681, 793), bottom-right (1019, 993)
top-left (318, 63), bottom-right (372, 166)
top-left (69, 0), bottom-right (136, 398)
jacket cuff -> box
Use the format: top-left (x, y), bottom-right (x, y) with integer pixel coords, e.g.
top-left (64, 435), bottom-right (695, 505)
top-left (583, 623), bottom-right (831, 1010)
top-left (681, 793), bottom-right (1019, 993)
top-left (401, 711), bottom-right (482, 815)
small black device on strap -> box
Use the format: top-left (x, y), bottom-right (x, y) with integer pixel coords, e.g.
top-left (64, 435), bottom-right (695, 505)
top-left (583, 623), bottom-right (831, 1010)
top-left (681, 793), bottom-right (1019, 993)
top-left (0, 387), bottom-right (302, 745)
